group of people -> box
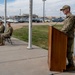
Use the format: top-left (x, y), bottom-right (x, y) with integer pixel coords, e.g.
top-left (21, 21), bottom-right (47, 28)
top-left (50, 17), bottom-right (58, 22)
top-left (0, 21), bottom-right (13, 46)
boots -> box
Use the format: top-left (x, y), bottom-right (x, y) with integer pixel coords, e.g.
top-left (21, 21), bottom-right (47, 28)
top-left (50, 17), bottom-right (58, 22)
top-left (64, 64), bottom-right (75, 72)
top-left (0, 43), bottom-right (5, 46)
top-left (0, 41), bottom-right (5, 46)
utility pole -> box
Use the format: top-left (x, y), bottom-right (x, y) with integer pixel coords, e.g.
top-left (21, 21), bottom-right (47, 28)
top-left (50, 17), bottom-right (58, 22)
top-left (27, 0), bottom-right (33, 49)
top-left (42, 0), bottom-right (46, 22)
top-left (20, 9), bottom-right (21, 16)
top-left (4, 0), bottom-right (7, 30)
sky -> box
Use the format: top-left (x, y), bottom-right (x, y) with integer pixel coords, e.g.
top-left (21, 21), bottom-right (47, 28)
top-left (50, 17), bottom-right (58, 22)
top-left (0, 0), bottom-right (75, 17)
top-left (0, 0), bottom-right (15, 4)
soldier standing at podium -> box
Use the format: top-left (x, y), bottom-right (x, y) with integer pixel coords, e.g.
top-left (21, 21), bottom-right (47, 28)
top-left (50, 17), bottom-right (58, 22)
top-left (60, 5), bottom-right (75, 71)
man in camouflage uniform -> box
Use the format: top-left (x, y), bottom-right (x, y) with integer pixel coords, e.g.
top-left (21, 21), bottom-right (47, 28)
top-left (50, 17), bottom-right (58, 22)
top-left (0, 21), bottom-right (5, 33)
top-left (60, 5), bottom-right (75, 71)
top-left (0, 22), bottom-right (13, 45)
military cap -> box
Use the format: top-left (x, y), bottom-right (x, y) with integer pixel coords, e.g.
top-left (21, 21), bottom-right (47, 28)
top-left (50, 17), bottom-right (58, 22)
top-left (60, 5), bottom-right (70, 11)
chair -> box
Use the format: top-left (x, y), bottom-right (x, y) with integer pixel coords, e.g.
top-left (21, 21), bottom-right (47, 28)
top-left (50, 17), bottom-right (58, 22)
top-left (5, 28), bottom-right (13, 45)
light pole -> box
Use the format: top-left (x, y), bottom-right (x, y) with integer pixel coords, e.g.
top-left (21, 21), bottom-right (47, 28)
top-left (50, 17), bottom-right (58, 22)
top-left (4, 0), bottom-right (7, 30)
top-left (27, 0), bottom-right (33, 49)
top-left (20, 9), bottom-right (21, 16)
top-left (42, 0), bottom-right (46, 22)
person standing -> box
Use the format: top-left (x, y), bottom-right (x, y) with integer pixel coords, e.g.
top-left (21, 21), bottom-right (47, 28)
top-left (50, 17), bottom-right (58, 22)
top-left (60, 5), bottom-right (75, 71)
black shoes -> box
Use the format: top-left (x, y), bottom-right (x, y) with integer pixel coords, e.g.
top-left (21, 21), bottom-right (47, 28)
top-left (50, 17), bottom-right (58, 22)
top-left (64, 64), bottom-right (75, 72)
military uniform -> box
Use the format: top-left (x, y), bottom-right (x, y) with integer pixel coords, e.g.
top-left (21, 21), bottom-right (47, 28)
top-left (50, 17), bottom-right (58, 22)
top-left (0, 24), bottom-right (5, 33)
top-left (1, 26), bottom-right (13, 38)
top-left (0, 26), bottom-right (13, 45)
top-left (61, 13), bottom-right (75, 66)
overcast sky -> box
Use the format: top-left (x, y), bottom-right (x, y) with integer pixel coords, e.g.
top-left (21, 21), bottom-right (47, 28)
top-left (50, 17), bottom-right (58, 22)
top-left (0, 0), bottom-right (75, 17)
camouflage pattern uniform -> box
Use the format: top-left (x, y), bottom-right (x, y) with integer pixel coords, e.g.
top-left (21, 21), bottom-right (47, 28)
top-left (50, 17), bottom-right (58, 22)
top-left (0, 24), bottom-right (5, 33)
top-left (61, 13), bottom-right (75, 65)
top-left (1, 26), bottom-right (13, 38)
top-left (0, 26), bottom-right (13, 45)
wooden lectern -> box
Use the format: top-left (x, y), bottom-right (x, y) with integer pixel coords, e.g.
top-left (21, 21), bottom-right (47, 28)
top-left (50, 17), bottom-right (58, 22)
top-left (48, 26), bottom-right (67, 72)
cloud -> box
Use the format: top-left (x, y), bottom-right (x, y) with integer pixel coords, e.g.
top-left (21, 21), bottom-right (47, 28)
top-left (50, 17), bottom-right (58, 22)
top-left (45, 0), bottom-right (75, 16)
top-left (0, 0), bottom-right (75, 17)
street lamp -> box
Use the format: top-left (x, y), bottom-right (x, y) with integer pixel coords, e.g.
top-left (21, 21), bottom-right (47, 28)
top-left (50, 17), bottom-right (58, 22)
top-left (42, 0), bottom-right (46, 22)
top-left (4, 0), bottom-right (7, 30)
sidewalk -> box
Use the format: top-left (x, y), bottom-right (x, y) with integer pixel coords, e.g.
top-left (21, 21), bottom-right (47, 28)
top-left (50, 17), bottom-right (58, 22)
top-left (0, 38), bottom-right (75, 75)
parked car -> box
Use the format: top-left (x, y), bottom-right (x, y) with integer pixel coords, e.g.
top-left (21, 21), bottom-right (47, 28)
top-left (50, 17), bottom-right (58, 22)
top-left (38, 18), bottom-right (43, 22)
top-left (44, 18), bottom-right (50, 22)
top-left (32, 18), bottom-right (42, 23)
top-left (1, 19), bottom-right (4, 23)
top-left (39, 17), bottom-right (50, 22)
top-left (7, 19), bottom-right (18, 23)
top-left (25, 18), bottom-right (29, 22)
top-left (52, 17), bottom-right (64, 22)
top-left (24, 18), bottom-right (42, 23)
top-left (19, 18), bottom-right (28, 23)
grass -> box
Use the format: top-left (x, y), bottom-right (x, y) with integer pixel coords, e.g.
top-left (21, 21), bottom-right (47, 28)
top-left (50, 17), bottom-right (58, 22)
top-left (53, 25), bottom-right (63, 30)
top-left (13, 25), bottom-right (63, 50)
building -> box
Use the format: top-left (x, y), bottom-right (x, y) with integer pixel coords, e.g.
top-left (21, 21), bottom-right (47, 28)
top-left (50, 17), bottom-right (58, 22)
top-left (9, 14), bottom-right (38, 20)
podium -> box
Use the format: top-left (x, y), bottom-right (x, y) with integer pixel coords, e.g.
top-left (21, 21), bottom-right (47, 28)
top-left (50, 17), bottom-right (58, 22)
top-left (48, 26), bottom-right (67, 72)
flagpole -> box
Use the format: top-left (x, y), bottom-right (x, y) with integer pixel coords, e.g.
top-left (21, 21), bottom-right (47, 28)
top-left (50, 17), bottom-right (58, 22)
top-left (27, 0), bottom-right (33, 49)
top-left (4, 0), bottom-right (7, 30)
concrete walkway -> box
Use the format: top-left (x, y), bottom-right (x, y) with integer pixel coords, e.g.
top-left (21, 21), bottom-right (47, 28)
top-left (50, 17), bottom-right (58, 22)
top-left (0, 38), bottom-right (75, 75)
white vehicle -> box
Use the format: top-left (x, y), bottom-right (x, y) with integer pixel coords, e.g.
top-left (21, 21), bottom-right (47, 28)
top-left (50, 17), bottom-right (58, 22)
top-left (39, 17), bottom-right (50, 22)
top-left (44, 18), bottom-right (50, 22)
top-left (7, 19), bottom-right (18, 23)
